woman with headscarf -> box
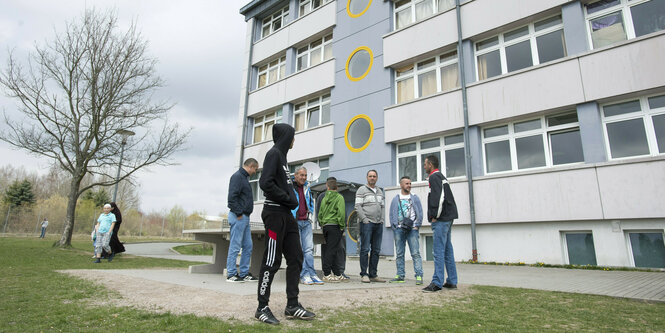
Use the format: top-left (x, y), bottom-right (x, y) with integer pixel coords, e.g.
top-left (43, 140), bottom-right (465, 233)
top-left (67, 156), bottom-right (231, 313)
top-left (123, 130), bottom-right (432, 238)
top-left (107, 202), bottom-right (126, 255)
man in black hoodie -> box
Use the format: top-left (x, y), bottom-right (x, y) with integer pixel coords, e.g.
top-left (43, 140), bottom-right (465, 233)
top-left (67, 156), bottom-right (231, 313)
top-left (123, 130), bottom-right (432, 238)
top-left (255, 123), bottom-right (315, 325)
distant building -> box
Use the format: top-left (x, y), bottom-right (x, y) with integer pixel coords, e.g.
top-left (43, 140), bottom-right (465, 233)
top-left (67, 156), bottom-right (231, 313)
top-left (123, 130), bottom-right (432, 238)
top-left (235, 0), bottom-right (665, 268)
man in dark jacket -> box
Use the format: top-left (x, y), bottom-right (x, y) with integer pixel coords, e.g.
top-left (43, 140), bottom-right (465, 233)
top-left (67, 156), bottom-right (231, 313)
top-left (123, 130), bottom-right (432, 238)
top-left (226, 158), bottom-right (259, 282)
top-left (255, 123), bottom-right (315, 325)
top-left (422, 155), bottom-right (459, 293)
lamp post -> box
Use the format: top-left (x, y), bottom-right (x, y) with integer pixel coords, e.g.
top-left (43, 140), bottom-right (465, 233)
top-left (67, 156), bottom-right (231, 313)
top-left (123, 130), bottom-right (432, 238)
top-left (112, 129), bottom-right (135, 202)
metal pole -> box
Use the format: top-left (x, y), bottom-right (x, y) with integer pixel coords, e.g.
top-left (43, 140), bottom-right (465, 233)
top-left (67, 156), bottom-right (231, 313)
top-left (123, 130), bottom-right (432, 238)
top-left (455, 0), bottom-right (478, 262)
top-left (161, 216), bottom-right (165, 237)
top-left (112, 139), bottom-right (126, 202)
top-left (3, 205), bottom-right (11, 234)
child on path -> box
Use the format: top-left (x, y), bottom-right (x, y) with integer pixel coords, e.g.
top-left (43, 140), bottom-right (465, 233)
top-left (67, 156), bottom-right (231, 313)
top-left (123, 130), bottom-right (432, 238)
top-left (93, 204), bottom-right (116, 263)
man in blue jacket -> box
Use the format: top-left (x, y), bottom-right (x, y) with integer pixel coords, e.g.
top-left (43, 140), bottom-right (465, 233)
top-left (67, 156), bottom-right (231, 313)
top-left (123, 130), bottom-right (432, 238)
top-left (291, 166), bottom-right (324, 285)
top-left (226, 158), bottom-right (259, 282)
top-left (388, 176), bottom-right (424, 285)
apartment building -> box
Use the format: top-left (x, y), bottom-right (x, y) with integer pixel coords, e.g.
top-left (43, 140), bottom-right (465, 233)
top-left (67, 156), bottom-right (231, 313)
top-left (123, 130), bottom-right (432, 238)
top-left (236, 0), bottom-right (665, 268)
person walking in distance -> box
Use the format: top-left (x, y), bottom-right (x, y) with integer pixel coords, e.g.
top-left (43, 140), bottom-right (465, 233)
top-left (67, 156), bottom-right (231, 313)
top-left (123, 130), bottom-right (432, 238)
top-left (255, 123), bottom-right (315, 325)
top-left (226, 158), bottom-right (260, 283)
top-left (318, 177), bottom-right (346, 283)
top-left (355, 170), bottom-right (386, 283)
top-left (39, 218), bottom-right (48, 238)
top-left (388, 176), bottom-right (424, 285)
top-left (291, 166), bottom-right (324, 285)
top-left (422, 155), bottom-right (459, 292)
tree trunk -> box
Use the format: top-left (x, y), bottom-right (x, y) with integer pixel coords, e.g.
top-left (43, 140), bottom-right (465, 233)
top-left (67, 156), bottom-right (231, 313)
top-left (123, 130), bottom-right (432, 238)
top-left (56, 176), bottom-right (83, 247)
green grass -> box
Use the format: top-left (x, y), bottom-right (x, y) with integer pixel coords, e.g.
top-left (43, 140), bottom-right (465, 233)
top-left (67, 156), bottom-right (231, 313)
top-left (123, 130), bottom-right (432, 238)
top-left (172, 243), bottom-right (213, 255)
top-left (1, 236), bottom-right (664, 332)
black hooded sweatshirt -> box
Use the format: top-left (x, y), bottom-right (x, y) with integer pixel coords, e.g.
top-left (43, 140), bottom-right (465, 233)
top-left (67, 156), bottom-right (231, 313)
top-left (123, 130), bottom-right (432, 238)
top-left (259, 123), bottom-right (299, 212)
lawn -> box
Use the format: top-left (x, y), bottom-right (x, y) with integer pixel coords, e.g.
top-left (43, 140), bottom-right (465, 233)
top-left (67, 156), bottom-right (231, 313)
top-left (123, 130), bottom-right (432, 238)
top-left (1, 236), bottom-right (664, 332)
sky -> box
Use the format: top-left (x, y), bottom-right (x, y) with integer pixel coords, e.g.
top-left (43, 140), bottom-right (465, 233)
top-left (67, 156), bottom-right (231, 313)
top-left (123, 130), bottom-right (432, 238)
top-left (0, 0), bottom-right (250, 215)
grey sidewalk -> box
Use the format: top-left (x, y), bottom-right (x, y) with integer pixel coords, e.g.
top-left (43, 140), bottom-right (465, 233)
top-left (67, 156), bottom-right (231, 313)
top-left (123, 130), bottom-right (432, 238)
top-left (123, 242), bottom-right (665, 302)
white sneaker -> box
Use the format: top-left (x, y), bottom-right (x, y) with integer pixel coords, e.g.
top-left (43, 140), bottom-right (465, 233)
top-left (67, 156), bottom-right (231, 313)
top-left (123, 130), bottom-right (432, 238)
top-left (310, 275), bottom-right (324, 285)
top-left (323, 274), bottom-right (340, 283)
top-left (301, 276), bottom-right (314, 285)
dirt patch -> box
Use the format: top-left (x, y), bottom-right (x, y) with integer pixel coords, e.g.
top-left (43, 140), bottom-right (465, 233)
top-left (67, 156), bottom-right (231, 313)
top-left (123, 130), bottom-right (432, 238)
top-left (59, 269), bottom-right (472, 325)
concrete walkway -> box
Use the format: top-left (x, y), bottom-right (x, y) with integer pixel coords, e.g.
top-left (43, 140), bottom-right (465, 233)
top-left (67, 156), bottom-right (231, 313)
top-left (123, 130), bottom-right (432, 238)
top-left (123, 242), bottom-right (665, 302)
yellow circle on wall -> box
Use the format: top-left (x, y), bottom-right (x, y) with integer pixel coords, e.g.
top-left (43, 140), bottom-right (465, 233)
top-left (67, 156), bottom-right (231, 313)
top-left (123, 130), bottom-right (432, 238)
top-left (344, 114), bottom-right (374, 152)
top-left (345, 46), bottom-right (373, 82)
top-left (347, 0), bottom-right (372, 18)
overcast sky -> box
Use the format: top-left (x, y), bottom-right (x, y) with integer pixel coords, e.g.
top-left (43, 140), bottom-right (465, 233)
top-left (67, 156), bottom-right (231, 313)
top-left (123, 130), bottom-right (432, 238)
top-left (0, 0), bottom-right (249, 215)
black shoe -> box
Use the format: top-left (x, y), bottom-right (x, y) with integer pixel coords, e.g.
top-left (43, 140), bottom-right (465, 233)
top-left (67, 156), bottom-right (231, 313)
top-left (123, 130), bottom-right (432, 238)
top-left (241, 273), bottom-right (258, 282)
top-left (107, 252), bottom-right (115, 262)
top-left (93, 258), bottom-right (101, 264)
top-left (443, 283), bottom-right (457, 289)
top-left (422, 283), bottom-right (442, 293)
top-left (255, 306), bottom-right (280, 325)
top-left (226, 275), bottom-right (243, 283)
top-left (284, 303), bottom-right (316, 320)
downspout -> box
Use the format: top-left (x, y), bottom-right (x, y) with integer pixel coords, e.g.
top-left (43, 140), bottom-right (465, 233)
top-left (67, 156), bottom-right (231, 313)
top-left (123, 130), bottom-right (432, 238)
top-left (238, 18), bottom-right (256, 167)
top-left (455, 0), bottom-right (478, 262)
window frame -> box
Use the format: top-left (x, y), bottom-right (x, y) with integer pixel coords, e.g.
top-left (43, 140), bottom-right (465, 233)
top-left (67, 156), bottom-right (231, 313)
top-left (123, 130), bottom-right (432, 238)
top-left (299, 0), bottom-right (333, 17)
top-left (256, 55), bottom-right (286, 89)
top-left (561, 231), bottom-right (598, 266)
top-left (584, 0), bottom-right (660, 49)
top-left (393, 0), bottom-right (455, 30)
top-left (395, 133), bottom-right (466, 184)
top-left (296, 34), bottom-right (333, 72)
top-left (260, 5), bottom-right (290, 40)
top-left (625, 229), bottom-right (665, 268)
top-left (252, 110), bottom-right (283, 144)
top-left (474, 15), bottom-right (566, 81)
top-left (293, 92), bottom-right (331, 132)
top-left (394, 50), bottom-right (459, 104)
top-left (600, 93), bottom-right (665, 160)
top-left (289, 157), bottom-right (331, 183)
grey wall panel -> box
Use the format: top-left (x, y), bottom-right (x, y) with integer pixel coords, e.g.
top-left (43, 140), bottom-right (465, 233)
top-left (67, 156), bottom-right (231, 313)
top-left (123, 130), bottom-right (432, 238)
top-left (468, 125), bottom-right (484, 177)
top-left (561, 1), bottom-right (589, 56)
top-left (334, 0), bottom-right (390, 41)
top-left (331, 89), bottom-right (391, 139)
top-left (243, 124), bottom-right (335, 166)
top-left (334, 25), bottom-right (389, 73)
top-left (330, 127), bottom-right (392, 173)
top-left (576, 102), bottom-right (607, 163)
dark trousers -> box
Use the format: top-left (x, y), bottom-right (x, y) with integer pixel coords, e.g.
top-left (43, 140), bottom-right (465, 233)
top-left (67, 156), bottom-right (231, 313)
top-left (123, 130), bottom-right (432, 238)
top-left (359, 222), bottom-right (383, 278)
top-left (322, 225), bottom-right (343, 276)
top-left (321, 231), bottom-right (346, 274)
top-left (257, 209), bottom-right (303, 308)
top-left (102, 222), bottom-right (125, 257)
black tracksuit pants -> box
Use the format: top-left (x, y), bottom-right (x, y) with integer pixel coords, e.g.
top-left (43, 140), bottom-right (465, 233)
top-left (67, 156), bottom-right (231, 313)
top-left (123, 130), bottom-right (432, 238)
top-left (257, 208), bottom-right (303, 308)
top-left (322, 225), bottom-right (343, 276)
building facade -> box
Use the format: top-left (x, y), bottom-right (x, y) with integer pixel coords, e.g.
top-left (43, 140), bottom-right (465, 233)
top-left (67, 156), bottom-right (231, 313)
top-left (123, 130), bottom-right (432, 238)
top-left (236, 0), bottom-right (665, 268)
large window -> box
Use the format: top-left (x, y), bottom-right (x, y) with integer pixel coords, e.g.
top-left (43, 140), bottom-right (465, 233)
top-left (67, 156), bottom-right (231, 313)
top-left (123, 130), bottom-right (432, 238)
top-left (627, 231), bottom-right (665, 268)
top-left (476, 16), bottom-right (567, 81)
top-left (602, 94), bottom-right (665, 159)
top-left (394, 0), bottom-right (455, 30)
top-left (585, 0), bottom-right (665, 49)
top-left (299, 0), bottom-right (332, 16)
top-left (396, 133), bottom-right (465, 182)
top-left (293, 93), bottom-right (331, 132)
top-left (257, 55), bottom-right (286, 89)
top-left (563, 232), bottom-right (598, 265)
top-left (482, 112), bottom-right (584, 174)
top-left (395, 51), bottom-right (459, 104)
top-left (296, 34), bottom-right (333, 72)
top-left (289, 158), bottom-right (330, 183)
top-left (260, 5), bottom-right (289, 39)
top-left (252, 110), bottom-right (283, 144)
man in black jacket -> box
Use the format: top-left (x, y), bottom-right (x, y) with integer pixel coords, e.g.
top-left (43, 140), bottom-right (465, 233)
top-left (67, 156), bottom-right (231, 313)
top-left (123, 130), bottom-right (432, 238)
top-left (422, 155), bottom-right (459, 293)
top-left (255, 123), bottom-right (315, 325)
top-left (226, 158), bottom-right (259, 282)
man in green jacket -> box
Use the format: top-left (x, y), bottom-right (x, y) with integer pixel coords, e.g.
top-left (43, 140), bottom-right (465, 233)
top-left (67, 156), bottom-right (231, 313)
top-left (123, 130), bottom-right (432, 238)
top-left (317, 177), bottom-right (346, 282)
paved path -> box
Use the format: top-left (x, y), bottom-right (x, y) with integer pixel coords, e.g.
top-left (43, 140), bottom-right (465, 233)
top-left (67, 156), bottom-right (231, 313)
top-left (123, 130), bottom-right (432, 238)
top-left (124, 242), bottom-right (665, 302)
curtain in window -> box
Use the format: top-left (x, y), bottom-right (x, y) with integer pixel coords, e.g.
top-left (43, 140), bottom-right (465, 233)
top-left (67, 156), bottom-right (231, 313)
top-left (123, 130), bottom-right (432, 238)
top-left (440, 64), bottom-right (459, 92)
top-left (415, 0), bottom-right (434, 21)
top-left (396, 9), bottom-right (411, 29)
top-left (590, 13), bottom-right (626, 48)
top-left (397, 77), bottom-right (415, 103)
top-left (419, 70), bottom-right (437, 97)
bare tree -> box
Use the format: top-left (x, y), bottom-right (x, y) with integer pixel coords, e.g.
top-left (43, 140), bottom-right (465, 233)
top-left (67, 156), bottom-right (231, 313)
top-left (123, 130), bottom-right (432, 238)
top-left (0, 10), bottom-right (188, 247)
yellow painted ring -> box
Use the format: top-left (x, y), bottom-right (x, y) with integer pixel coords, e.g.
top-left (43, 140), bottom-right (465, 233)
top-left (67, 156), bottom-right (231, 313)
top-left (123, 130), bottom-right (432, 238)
top-left (346, 0), bottom-right (372, 18)
top-left (344, 114), bottom-right (374, 152)
top-left (345, 46), bottom-right (373, 82)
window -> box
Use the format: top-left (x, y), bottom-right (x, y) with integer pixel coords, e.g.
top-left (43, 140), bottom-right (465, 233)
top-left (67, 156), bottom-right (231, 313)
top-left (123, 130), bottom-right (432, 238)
top-left (299, 0), bottom-right (332, 16)
top-left (396, 133), bottom-right (465, 183)
top-left (585, 0), bottom-right (665, 49)
top-left (252, 110), bottom-right (283, 144)
top-left (293, 93), bottom-right (331, 131)
top-left (395, 51), bottom-right (459, 104)
top-left (482, 112), bottom-right (583, 174)
top-left (257, 55), bottom-right (286, 89)
top-left (296, 34), bottom-right (333, 72)
top-left (602, 94), bottom-right (665, 159)
top-left (476, 16), bottom-right (566, 80)
top-left (289, 158), bottom-right (330, 183)
top-left (563, 232), bottom-right (597, 265)
top-left (249, 171), bottom-right (264, 201)
top-left (260, 5), bottom-right (289, 39)
top-left (628, 231), bottom-right (665, 268)
top-left (394, 0), bottom-right (455, 30)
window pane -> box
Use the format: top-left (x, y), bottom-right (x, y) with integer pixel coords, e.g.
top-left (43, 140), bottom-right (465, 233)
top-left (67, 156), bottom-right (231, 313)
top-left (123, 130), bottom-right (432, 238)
top-left (477, 36), bottom-right (499, 51)
top-left (566, 233), bottom-right (597, 266)
top-left (535, 15), bottom-right (563, 31)
top-left (606, 119), bottom-right (650, 158)
top-left (445, 148), bottom-right (466, 177)
top-left (484, 125), bottom-right (509, 138)
top-left (397, 77), bottom-right (415, 103)
top-left (347, 117), bottom-right (372, 149)
top-left (548, 112), bottom-right (578, 126)
top-left (253, 126), bottom-right (262, 143)
top-left (307, 107), bottom-right (320, 128)
top-left (250, 181), bottom-right (258, 201)
top-left (590, 12), bottom-right (626, 48)
top-left (504, 26), bottom-right (529, 42)
top-left (629, 232), bottom-right (665, 268)
top-left (438, 0), bottom-right (454, 12)
top-left (550, 129), bottom-right (584, 165)
top-left (477, 50), bottom-right (502, 80)
top-left (265, 121), bottom-right (274, 141)
top-left (398, 142), bottom-right (417, 153)
top-left (516, 135), bottom-right (546, 169)
top-left (323, 44), bottom-right (333, 60)
top-left (321, 103), bottom-right (331, 124)
top-left (485, 140), bottom-right (511, 173)
top-left (417, 58), bottom-right (436, 70)
top-left (415, 0), bottom-right (434, 21)
top-left (444, 134), bottom-right (464, 145)
top-left (505, 40), bottom-right (533, 73)
top-left (630, 0), bottom-right (665, 37)
top-left (396, 64), bottom-right (414, 77)
top-left (348, 49), bottom-right (371, 78)
top-left (262, 25), bottom-right (270, 38)
top-left (440, 51), bottom-right (457, 63)
top-left (586, 0), bottom-right (620, 15)
top-left (421, 138), bottom-right (440, 149)
top-left (418, 70), bottom-right (437, 98)
top-left (440, 63), bottom-right (459, 92)
top-left (421, 151), bottom-right (440, 181)
top-left (652, 114), bottom-right (665, 154)
top-left (603, 100), bottom-right (641, 117)
top-left (311, 48), bottom-right (322, 66)
top-left (295, 113), bottom-right (306, 131)
top-left (514, 119), bottom-right (541, 133)
top-left (279, 64), bottom-right (285, 79)
top-left (396, 8), bottom-right (412, 29)
top-left (297, 55), bottom-right (307, 71)
top-left (648, 94), bottom-right (665, 109)
top-left (268, 68), bottom-right (278, 83)
top-left (537, 30), bottom-right (566, 63)
top-left (319, 158), bottom-right (329, 168)
top-left (318, 169), bottom-right (329, 183)
top-left (258, 73), bottom-right (267, 88)
top-left (398, 156), bottom-right (418, 181)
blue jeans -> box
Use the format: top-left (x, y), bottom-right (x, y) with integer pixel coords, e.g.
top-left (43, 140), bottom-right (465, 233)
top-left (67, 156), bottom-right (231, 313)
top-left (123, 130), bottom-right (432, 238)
top-left (298, 219), bottom-right (316, 279)
top-left (40, 227), bottom-right (46, 238)
top-left (226, 212), bottom-right (252, 277)
top-left (431, 221), bottom-right (457, 287)
top-left (359, 222), bottom-right (383, 278)
top-left (393, 227), bottom-right (423, 278)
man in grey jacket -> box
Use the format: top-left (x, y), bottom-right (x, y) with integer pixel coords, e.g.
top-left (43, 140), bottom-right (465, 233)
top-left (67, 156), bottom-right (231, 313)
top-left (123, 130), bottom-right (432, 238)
top-left (355, 170), bottom-right (386, 283)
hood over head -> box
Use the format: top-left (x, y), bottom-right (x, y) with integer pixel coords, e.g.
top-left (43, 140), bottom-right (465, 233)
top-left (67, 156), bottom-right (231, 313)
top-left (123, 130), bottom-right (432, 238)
top-left (272, 123), bottom-right (295, 154)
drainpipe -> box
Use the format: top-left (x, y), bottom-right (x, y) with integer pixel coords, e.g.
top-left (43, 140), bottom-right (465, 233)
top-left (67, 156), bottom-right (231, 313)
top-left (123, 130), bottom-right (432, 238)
top-left (238, 18), bottom-right (256, 167)
top-left (455, 0), bottom-right (478, 262)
